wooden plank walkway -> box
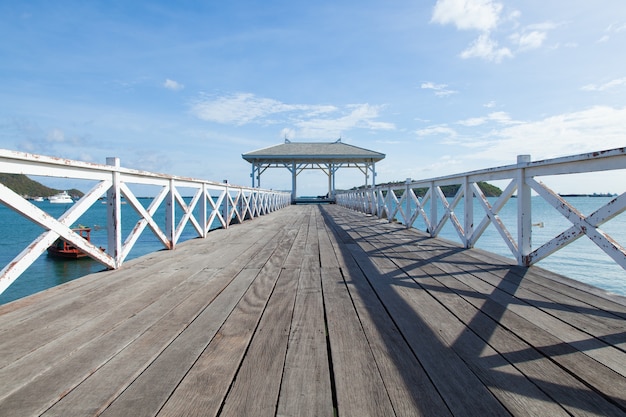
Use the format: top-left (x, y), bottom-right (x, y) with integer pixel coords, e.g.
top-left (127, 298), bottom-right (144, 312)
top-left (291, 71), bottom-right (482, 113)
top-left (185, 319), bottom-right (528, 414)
top-left (1, 204), bottom-right (626, 417)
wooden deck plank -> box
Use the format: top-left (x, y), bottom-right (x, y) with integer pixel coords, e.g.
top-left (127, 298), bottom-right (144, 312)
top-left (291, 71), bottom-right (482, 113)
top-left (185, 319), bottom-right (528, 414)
top-left (317, 206), bottom-right (339, 269)
top-left (408, 256), bottom-right (626, 416)
top-left (321, 266), bottom-right (397, 417)
top-left (219, 268), bottom-right (299, 417)
top-left (322, 222), bottom-right (454, 417)
top-left (411, 240), bottom-right (626, 400)
top-left (0, 223), bottom-right (273, 370)
top-left (459, 249), bottom-right (626, 348)
top-left (322, 214), bottom-right (512, 416)
top-left (465, 247), bottom-right (626, 315)
top-left (0, 217), bottom-right (284, 396)
top-left (276, 214), bottom-right (333, 417)
top-left (330, 207), bottom-right (626, 416)
top-left (276, 269), bottom-right (333, 417)
top-left (1, 205), bottom-right (625, 417)
top-left (351, 220), bottom-right (623, 416)
top-left (0, 213), bottom-right (271, 326)
top-left (149, 218), bottom-right (301, 417)
top-left (40, 267), bottom-right (229, 417)
top-left (40, 213), bottom-right (295, 417)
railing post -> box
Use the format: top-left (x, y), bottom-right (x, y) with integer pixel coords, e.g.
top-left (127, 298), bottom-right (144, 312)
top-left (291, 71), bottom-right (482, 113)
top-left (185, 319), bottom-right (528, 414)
top-left (387, 185), bottom-right (393, 221)
top-left (166, 178), bottom-right (176, 249)
top-left (405, 179), bottom-right (411, 228)
top-left (106, 157), bottom-right (122, 268)
top-left (517, 155), bottom-right (532, 265)
top-left (223, 182), bottom-right (230, 229)
top-left (201, 183), bottom-right (208, 238)
top-left (430, 181), bottom-right (437, 237)
top-left (464, 175), bottom-right (473, 247)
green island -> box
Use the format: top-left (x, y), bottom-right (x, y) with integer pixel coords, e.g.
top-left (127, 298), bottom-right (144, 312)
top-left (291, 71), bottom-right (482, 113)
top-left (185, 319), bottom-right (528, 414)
top-left (0, 173), bottom-right (84, 199)
top-left (363, 181), bottom-right (503, 198)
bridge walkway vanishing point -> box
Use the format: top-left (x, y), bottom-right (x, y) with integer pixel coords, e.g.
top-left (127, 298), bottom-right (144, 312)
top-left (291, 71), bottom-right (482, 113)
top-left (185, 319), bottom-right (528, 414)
top-left (1, 204), bottom-right (626, 417)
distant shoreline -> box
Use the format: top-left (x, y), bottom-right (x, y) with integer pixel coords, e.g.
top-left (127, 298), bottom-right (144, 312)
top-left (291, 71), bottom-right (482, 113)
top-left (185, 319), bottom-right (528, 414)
top-left (558, 193), bottom-right (617, 198)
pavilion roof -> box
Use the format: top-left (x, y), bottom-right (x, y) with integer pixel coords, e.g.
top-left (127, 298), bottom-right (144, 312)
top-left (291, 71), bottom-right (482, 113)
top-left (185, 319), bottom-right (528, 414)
top-left (242, 141), bottom-right (385, 164)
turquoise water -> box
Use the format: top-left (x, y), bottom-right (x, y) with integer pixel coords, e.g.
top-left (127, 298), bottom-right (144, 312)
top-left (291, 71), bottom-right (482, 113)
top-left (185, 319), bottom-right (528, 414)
top-left (0, 198), bottom-right (221, 305)
top-left (1, 196), bottom-right (625, 305)
top-left (392, 195), bottom-right (626, 296)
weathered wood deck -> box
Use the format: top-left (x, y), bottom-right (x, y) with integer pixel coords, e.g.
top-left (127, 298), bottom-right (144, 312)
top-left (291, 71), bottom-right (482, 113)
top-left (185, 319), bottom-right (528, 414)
top-left (1, 204), bottom-right (626, 417)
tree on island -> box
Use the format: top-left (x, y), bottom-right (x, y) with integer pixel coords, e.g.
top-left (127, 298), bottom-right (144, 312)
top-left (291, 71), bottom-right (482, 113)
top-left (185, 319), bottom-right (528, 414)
top-left (352, 181), bottom-right (503, 198)
top-left (0, 174), bottom-right (84, 199)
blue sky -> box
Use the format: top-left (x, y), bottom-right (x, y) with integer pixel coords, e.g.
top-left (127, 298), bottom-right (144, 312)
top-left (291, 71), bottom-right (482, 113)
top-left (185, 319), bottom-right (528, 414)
top-left (1, 0), bottom-right (625, 195)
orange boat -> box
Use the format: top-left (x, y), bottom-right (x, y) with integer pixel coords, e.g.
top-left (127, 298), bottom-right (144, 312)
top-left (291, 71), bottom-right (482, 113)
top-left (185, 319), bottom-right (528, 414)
top-left (47, 227), bottom-right (102, 259)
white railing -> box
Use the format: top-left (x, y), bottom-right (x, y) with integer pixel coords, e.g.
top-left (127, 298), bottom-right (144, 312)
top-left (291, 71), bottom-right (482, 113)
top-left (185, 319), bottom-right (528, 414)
top-left (336, 147), bottom-right (626, 270)
top-left (0, 149), bottom-right (291, 295)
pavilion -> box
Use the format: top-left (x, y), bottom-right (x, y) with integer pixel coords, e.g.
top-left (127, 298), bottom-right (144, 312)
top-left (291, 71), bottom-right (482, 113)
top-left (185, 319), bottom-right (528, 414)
top-left (242, 139), bottom-right (385, 203)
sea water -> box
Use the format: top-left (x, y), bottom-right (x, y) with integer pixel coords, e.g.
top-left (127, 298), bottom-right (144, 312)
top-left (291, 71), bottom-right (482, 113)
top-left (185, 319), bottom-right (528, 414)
top-left (0, 198), bottom-right (221, 305)
top-left (0, 196), bottom-right (625, 305)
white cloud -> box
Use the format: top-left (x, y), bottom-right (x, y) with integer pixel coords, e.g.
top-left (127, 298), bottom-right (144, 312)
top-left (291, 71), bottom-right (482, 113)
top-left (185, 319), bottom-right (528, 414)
top-left (460, 33), bottom-right (512, 62)
top-left (420, 155), bottom-right (463, 173)
top-left (599, 22), bottom-right (626, 42)
top-left (48, 128), bottom-right (65, 142)
top-left (431, 0), bottom-right (511, 63)
top-left (416, 125), bottom-right (458, 138)
top-left (581, 77), bottom-right (626, 92)
top-left (421, 82), bottom-right (458, 97)
top-left (192, 93), bottom-right (277, 124)
top-left (295, 104), bottom-right (395, 139)
top-left (516, 30), bottom-right (546, 50)
top-left (190, 93), bottom-right (394, 139)
top-left (607, 22), bottom-right (626, 33)
top-left (458, 117), bottom-right (486, 127)
top-left (510, 22), bottom-right (556, 51)
top-left (458, 111), bottom-right (516, 127)
top-left (431, 0), bottom-right (503, 32)
top-left (487, 111), bottom-right (516, 124)
top-left (163, 79), bottom-right (184, 91)
top-left (191, 92), bottom-right (336, 125)
top-left (432, 1), bottom-right (556, 62)
top-left (466, 106), bottom-right (626, 162)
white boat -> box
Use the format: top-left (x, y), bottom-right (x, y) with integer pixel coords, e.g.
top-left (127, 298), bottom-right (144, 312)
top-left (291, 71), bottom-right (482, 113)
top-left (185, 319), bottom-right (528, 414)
top-left (33, 196), bottom-right (44, 202)
top-left (49, 191), bottom-right (73, 204)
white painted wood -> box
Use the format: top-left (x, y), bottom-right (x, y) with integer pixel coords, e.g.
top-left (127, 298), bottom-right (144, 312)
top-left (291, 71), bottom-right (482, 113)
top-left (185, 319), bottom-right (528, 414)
top-left (469, 181), bottom-right (518, 259)
top-left (106, 157), bottom-right (122, 268)
top-left (517, 155), bottom-right (532, 266)
top-left (0, 150), bottom-right (290, 295)
top-left (337, 147), bottom-right (626, 273)
top-left (463, 177), bottom-right (473, 248)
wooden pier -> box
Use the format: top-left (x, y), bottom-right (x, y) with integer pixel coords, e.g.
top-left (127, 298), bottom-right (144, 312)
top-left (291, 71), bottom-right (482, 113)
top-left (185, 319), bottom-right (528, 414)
top-left (1, 205), bottom-right (625, 416)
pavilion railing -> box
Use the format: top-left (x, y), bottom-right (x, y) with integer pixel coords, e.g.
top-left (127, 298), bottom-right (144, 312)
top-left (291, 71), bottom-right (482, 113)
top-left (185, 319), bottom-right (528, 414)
top-left (0, 149), bottom-right (291, 296)
top-left (336, 147), bottom-right (626, 270)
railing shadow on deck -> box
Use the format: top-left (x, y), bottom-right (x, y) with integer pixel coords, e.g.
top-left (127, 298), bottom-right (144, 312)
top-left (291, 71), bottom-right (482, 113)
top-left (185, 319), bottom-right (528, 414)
top-left (375, 226), bottom-right (626, 322)
top-left (319, 205), bottom-right (626, 416)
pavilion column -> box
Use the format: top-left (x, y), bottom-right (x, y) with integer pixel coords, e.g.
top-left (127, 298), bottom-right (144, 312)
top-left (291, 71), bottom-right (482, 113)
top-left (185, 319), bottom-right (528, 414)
top-left (372, 162), bottom-right (377, 187)
top-left (327, 163), bottom-right (332, 198)
top-left (291, 161), bottom-right (297, 203)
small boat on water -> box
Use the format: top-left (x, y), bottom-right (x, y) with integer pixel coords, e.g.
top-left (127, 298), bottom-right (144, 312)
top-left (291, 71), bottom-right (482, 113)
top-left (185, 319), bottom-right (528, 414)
top-left (49, 191), bottom-right (73, 204)
top-left (47, 227), bottom-right (103, 259)
top-left (32, 196), bottom-right (44, 202)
